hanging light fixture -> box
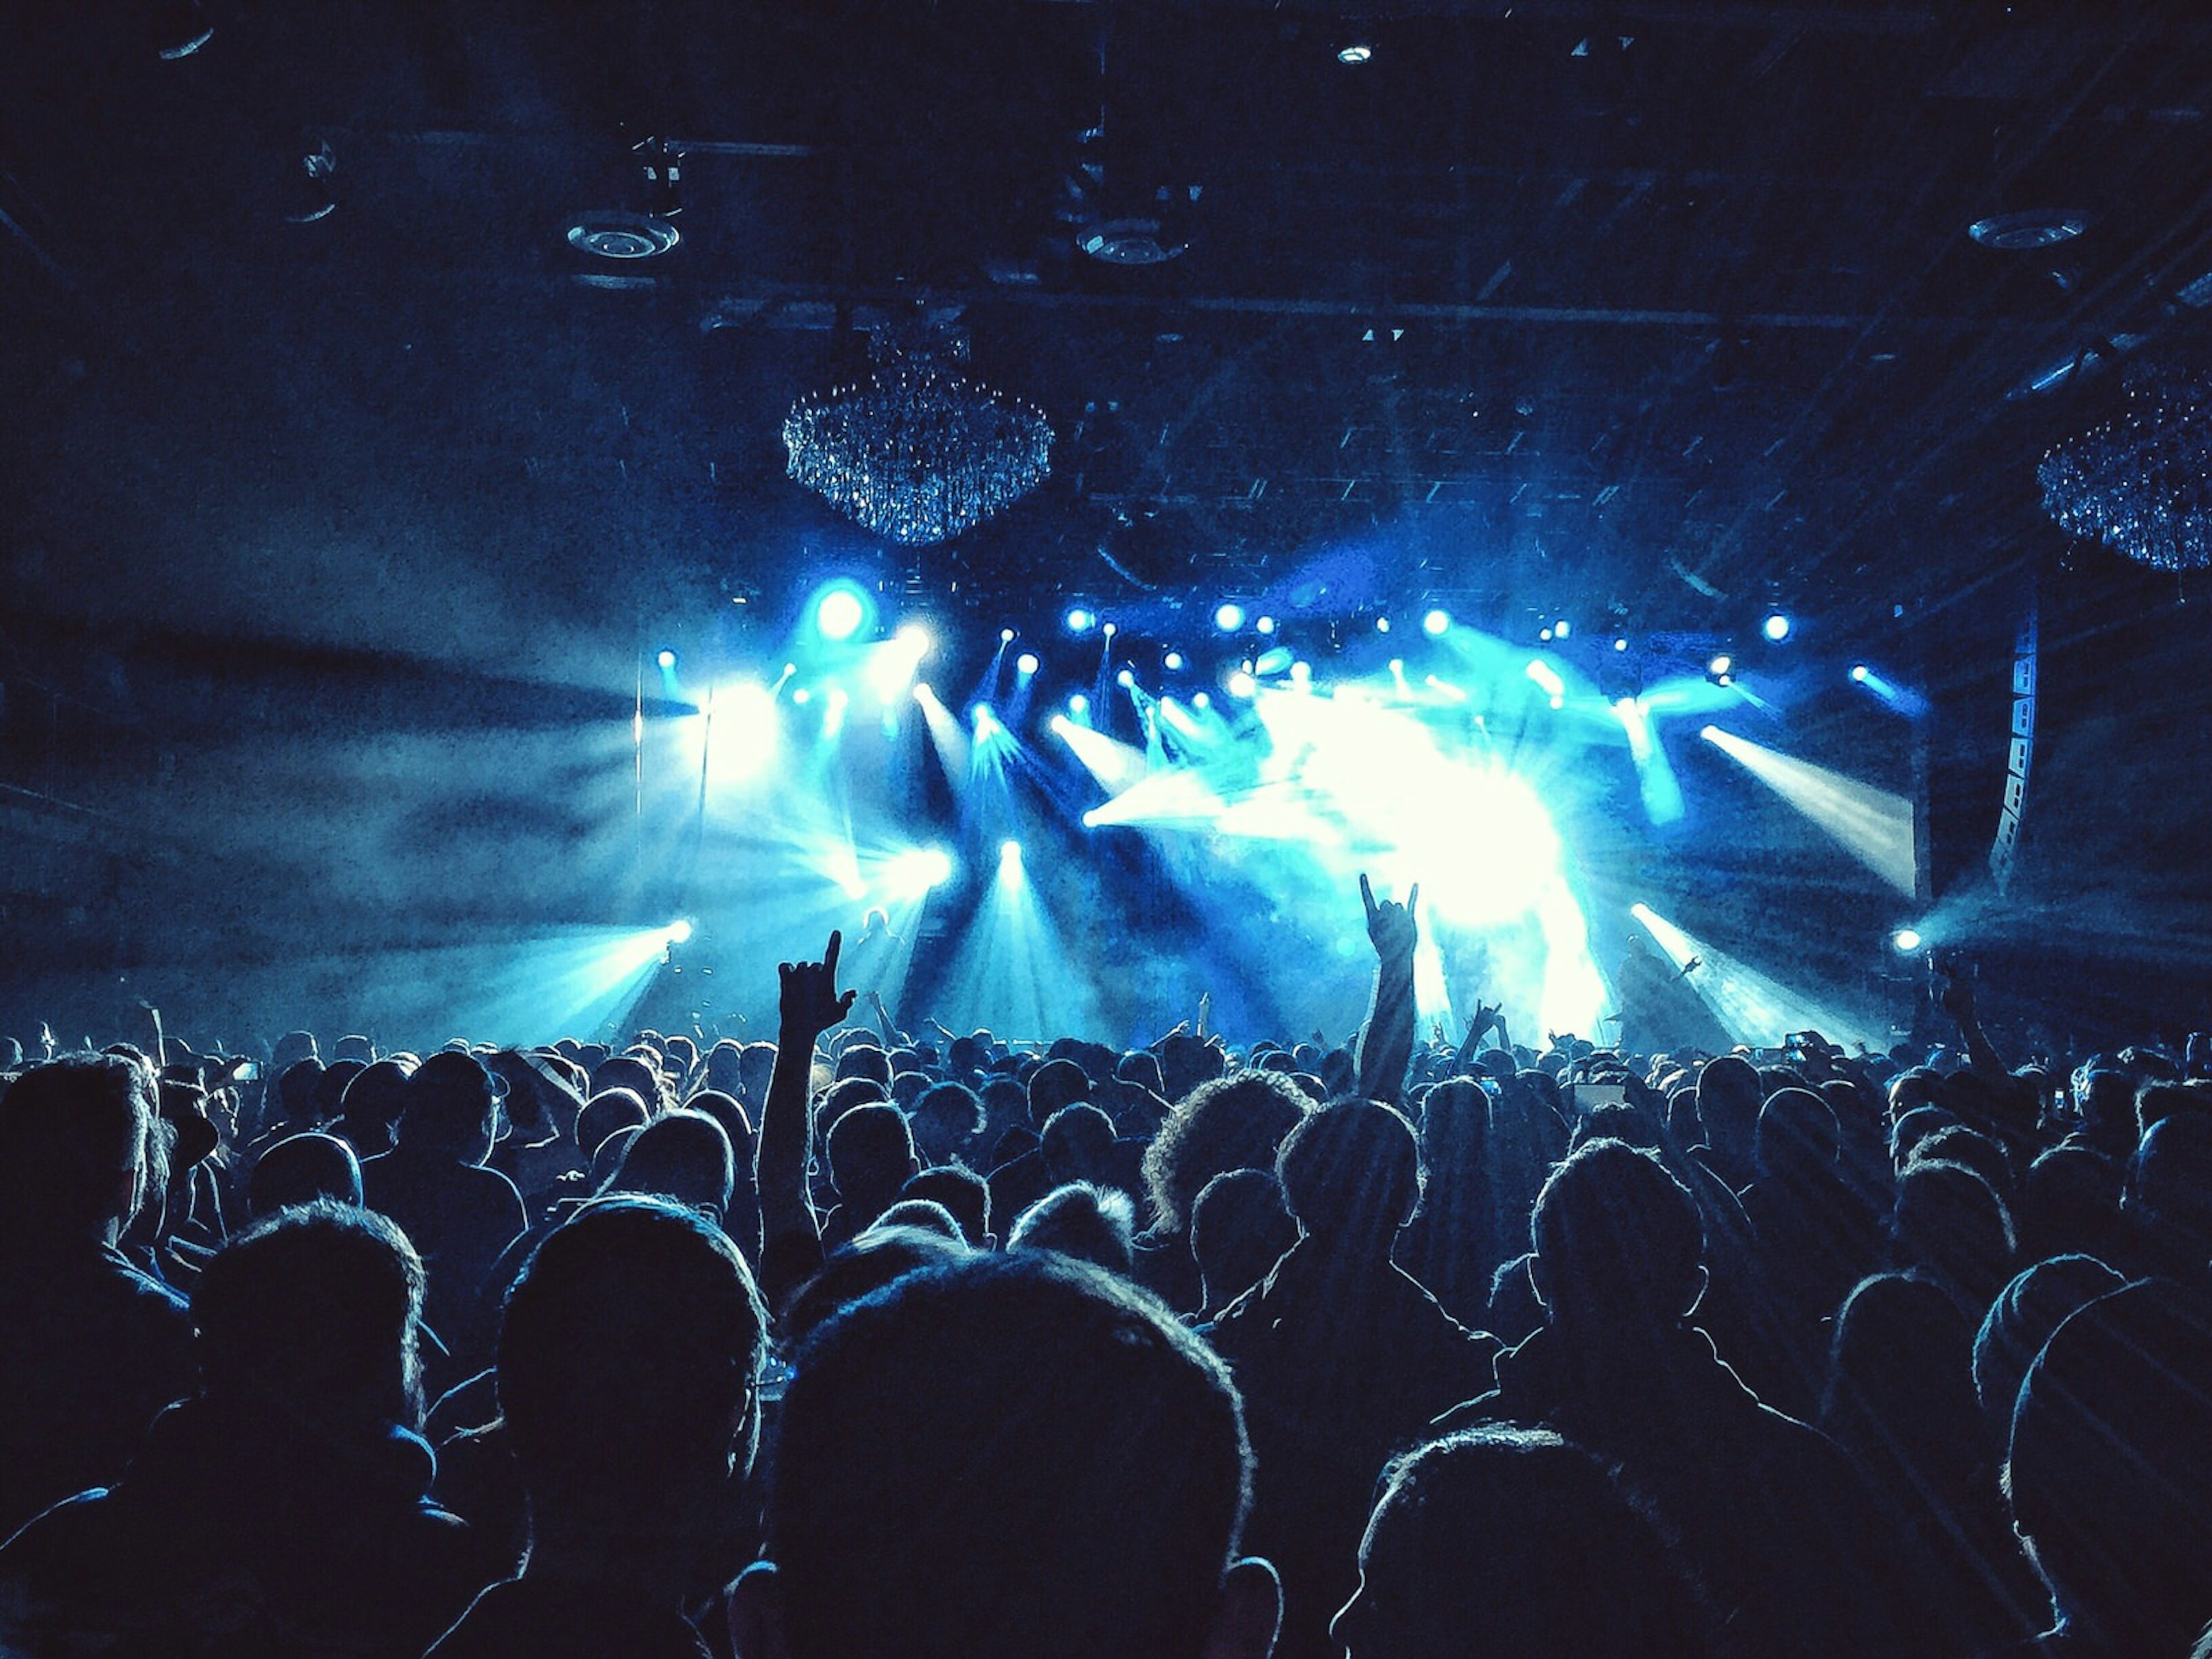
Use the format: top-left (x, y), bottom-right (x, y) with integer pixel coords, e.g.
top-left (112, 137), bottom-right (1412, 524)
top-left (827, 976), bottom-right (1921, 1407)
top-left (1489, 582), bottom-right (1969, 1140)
top-left (2038, 362), bottom-right (2212, 570)
top-left (783, 323), bottom-right (1053, 546)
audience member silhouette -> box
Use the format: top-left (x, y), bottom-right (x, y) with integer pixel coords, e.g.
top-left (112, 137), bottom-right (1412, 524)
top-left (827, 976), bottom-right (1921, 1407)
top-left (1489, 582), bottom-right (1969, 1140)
top-left (1007, 1179), bottom-right (1137, 1274)
top-left (0, 1053), bottom-right (195, 1541)
top-left (1332, 1425), bottom-right (1715, 1658)
top-left (732, 1251), bottom-right (1278, 1659)
top-left (250, 1128), bottom-right (365, 1214)
top-left (429, 1196), bottom-right (767, 1658)
top-left (1187, 1167), bottom-right (1296, 1321)
top-left (1136, 1069), bottom-right (1311, 1312)
top-left (0, 1201), bottom-right (494, 1657)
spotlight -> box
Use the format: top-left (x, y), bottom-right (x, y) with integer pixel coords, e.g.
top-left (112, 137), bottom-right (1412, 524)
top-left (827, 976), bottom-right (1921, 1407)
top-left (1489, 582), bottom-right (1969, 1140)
top-left (666, 918), bottom-right (695, 945)
top-left (1016, 652), bottom-right (1040, 676)
top-left (792, 688), bottom-right (813, 705)
top-left (1102, 620), bottom-right (1118, 638)
top-left (1255, 615), bottom-right (1277, 635)
top-left (1376, 616), bottom-right (1392, 633)
top-left (1068, 692), bottom-right (1089, 715)
top-left (1423, 608), bottom-right (1451, 637)
top-left (894, 623), bottom-right (931, 655)
top-left (1891, 927), bottom-right (1923, 954)
top-left (1549, 695), bottom-right (1565, 710)
top-left (1228, 670), bottom-right (1257, 699)
top-left (1001, 628), bottom-right (1016, 643)
top-left (999, 839), bottom-right (1023, 865)
top-left (1540, 628), bottom-right (1554, 642)
top-left (655, 647), bottom-right (677, 670)
top-left (1215, 603), bottom-right (1246, 632)
top-left (1192, 691), bottom-right (1211, 709)
top-left (1709, 654), bottom-right (1733, 677)
top-left (912, 682), bottom-right (933, 703)
top-left (1164, 651), bottom-right (1185, 671)
top-left (1388, 658), bottom-right (1404, 676)
top-left (816, 586), bottom-right (867, 641)
top-left (1067, 607), bottom-right (1095, 633)
top-left (1290, 660), bottom-right (1312, 684)
top-left (1116, 668), bottom-right (1137, 690)
top-left (1337, 41), bottom-right (1373, 64)
top-left (1554, 620), bottom-right (1571, 639)
top-left (1763, 613), bottom-right (1791, 642)
top-left (1699, 725), bottom-right (1719, 741)
top-left (1613, 637), bottom-right (1630, 652)
top-left (1850, 664), bottom-right (1869, 683)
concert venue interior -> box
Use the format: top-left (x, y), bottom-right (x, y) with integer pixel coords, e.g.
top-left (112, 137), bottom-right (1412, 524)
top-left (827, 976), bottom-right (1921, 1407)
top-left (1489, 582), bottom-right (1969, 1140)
top-left (5, 2), bottom-right (2210, 1053)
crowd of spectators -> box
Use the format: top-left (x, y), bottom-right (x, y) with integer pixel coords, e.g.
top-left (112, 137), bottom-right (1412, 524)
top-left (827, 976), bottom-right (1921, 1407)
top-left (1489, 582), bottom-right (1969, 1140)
top-left (2, 876), bottom-right (2211, 1658)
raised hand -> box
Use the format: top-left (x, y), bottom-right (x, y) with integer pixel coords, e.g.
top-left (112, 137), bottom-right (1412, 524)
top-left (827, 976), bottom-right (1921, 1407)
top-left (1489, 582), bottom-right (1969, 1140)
top-left (1359, 872), bottom-right (1420, 963)
top-left (1468, 998), bottom-right (1502, 1039)
top-left (778, 930), bottom-right (857, 1038)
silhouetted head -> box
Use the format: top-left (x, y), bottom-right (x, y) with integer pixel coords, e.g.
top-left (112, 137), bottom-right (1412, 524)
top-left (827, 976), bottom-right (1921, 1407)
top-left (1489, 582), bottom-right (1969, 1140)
top-left (1911, 1123), bottom-right (2012, 1204)
top-left (249, 1131), bottom-right (363, 1216)
top-left (498, 1196), bottom-right (765, 1544)
top-left (600, 1107), bottom-right (734, 1225)
top-left (194, 1199), bottom-right (425, 1433)
top-left (1142, 1070), bottom-right (1312, 1234)
top-left (1972, 1254), bottom-right (2126, 1441)
top-left (396, 1051), bottom-right (499, 1164)
top-left (1892, 1159), bottom-right (2015, 1313)
top-left (826, 1103), bottom-right (919, 1224)
top-left (910, 1081), bottom-right (984, 1167)
top-left (1694, 1055), bottom-right (1761, 1169)
top-left (779, 1225), bottom-right (971, 1347)
top-left (736, 1042), bottom-right (777, 1105)
top-left (1334, 1426), bottom-right (1711, 1659)
top-left (1027, 1058), bottom-right (1091, 1128)
top-left (590, 1054), bottom-right (664, 1114)
top-left (834, 1043), bottom-right (892, 1090)
top-left (334, 1058), bottom-right (412, 1157)
top-left (272, 1058), bottom-right (325, 1127)
top-left (0, 1052), bottom-right (157, 1240)
top-left (1753, 1087), bottom-right (1839, 1181)
top-left (748, 1252), bottom-right (1262, 1659)
top-left (1530, 1139), bottom-right (1705, 1332)
top-left (1190, 1169), bottom-right (1296, 1314)
top-left (1116, 1050), bottom-right (1165, 1097)
top-left (1820, 1271), bottom-right (1987, 1494)
top-left (1041, 1102), bottom-right (1117, 1185)
top-left (2128, 1112), bottom-right (2212, 1267)
top-left (1009, 1182), bottom-right (1137, 1275)
top-left (577, 1087), bottom-right (650, 1159)
top-left (902, 1165), bottom-right (990, 1245)
top-left (2006, 1281), bottom-right (2212, 1654)
top-left (1277, 1099), bottom-right (1421, 1251)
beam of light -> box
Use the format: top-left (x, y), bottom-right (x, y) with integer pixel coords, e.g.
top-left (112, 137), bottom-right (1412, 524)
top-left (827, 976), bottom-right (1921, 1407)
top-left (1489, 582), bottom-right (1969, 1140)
top-left (1525, 658), bottom-right (1566, 699)
top-left (1700, 725), bottom-right (1917, 897)
top-left (821, 685), bottom-right (849, 740)
top-left (426, 924), bottom-right (688, 1048)
top-left (693, 680), bottom-right (778, 785)
top-left (865, 626), bottom-right (931, 703)
top-left (1423, 673), bottom-right (1467, 702)
top-left (879, 846), bottom-right (957, 899)
top-left (665, 918), bottom-right (694, 945)
top-left (971, 702), bottom-right (1018, 779)
top-left (1612, 696), bottom-right (1685, 826)
top-left (1227, 670), bottom-right (1257, 699)
top-left (940, 838), bottom-right (1100, 1040)
top-left (1630, 903), bottom-right (1881, 1049)
top-left (1848, 663), bottom-right (1930, 718)
top-left (1055, 715), bottom-right (1150, 795)
top-left (812, 581), bottom-right (872, 642)
top-left (912, 681), bottom-right (972, 778)
top-left (1254, 646), bottom-right (1294, 677)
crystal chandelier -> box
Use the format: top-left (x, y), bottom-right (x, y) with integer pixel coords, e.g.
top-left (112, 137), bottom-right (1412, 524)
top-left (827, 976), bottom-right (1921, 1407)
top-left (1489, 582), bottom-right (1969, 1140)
top-left (783, 331), bottom-right (1053, 547)
top-left (2037, 362), bottom-right (2212, 571)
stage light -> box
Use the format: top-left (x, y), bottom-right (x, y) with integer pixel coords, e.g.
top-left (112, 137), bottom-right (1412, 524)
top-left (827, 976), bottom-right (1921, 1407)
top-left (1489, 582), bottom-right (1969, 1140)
top-left (1001, 628), bottom-right (1016, 643)
top-left (1377, 616), bottom-right (1392, 633)
top-left (1228, 670), bottom-right (1257, 699)
top-left (1614, 637), bottom-right (1629, 652)
top-left (666, 918), bottom-right (694, 945)
top-left (1549, 695), bottom-right (1565, 710)
top-left (912, 681), bottom-right (932, 703)
top-left (972, 702), bottom-right (998, 732)
top-left (1423, 609), bottom-right (1451, 637)
top-left (1256, 615), bottom-right (1277, 635)
top-left (1192, 691), bottom-right (1211, 709)
top-left (1703, 725), bottom-right (1917, 896)
top-left (1290, 660), bottom-right (1312, 684)
top-left (1554, 620), bottom-right (1571, 639)
top-left (1540, 628), bottom-right (1554, 642)
top-left (1892, 927), bottom-right (1923, 953)
top-left (782, 662), bottom-right (798, 680)
top-left (1717, 673), bottom-right (1733, 686)
top-left (1850, 664), bottom-right (1869, 683)
top-left (1116, 668), bottom-right (1137, 690)
top-left (1709, 654), bottom-right (1733, 677)
top-left (1338, 41), bottom-right (1373, 64)
top-left (823, 685), bottom-right (849, 738)
top-left (1525, 660), bottom-right (1566, 699)
top-left (1102, 621), bottom-right (1118, 638)
top-left (1164, 651), bottom-right (1185, 671)
top-left (816, 586), bottom-right (867, 641)
top-left (999, 838), bottom-right (1022, 865)
top-left (792, 687), bottom-right (813, 705)
top-left (1388, 658), bottom-right (1405, 677)
top-left (1016, 652), bottom-right (1040, 676)
top-left (1067, 607), bottom-right (1094, 633)
top-left (1763, 613), bottom-right (1791, 642)
top-left (1068, 692), bottom-right (1089, 715)
top-left (655, 647), bottom-right (677, 670)
top-left (1215, 603), bottom-right (1246, 632)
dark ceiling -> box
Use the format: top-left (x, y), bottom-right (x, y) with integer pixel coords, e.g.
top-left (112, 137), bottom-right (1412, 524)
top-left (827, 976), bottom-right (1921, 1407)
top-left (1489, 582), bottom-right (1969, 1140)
top-left (7, 0), bottom-right (2212, 682)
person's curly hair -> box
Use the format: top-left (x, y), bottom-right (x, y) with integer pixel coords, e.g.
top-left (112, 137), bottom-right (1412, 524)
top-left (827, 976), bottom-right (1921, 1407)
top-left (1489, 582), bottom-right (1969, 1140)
top-left (1140, 1069), bottom-right (1312, 1233)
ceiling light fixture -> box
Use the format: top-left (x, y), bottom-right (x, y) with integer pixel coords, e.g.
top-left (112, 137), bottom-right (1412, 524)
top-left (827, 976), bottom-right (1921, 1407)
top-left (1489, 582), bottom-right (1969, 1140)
top-left (784, 323), bottom-right (1052, 546)
top-left (1967, 209), bottom-right (2090, 251)
top-left (565, 135), bottom-right (684, 260)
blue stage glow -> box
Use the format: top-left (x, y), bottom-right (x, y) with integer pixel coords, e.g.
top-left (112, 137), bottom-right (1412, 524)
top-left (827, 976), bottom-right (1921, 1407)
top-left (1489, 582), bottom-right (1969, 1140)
top-left (1892, 927), bottom-right (1923, 953)
top-left (1116, 668), bottom-right (1137, 690)
top-left (1423, 608), bottom-right (1451, 637)
top-left (1016, 652), bottom-right (1040, 676)
top-left (1214, 603), bottom-right (1245, 632)
top-left (1066, 607), bottom-right (1095, 633)
top-left (815, 585), bottom-right (868, 641)
top-left (1763, 613), bottom-right (1791, 642)
top-left (656, 647), bottom-right (677, 670)
top-left (1709, 654), bottom-right (1733, 677)
top-left (1164, 651), bottom-right (1185, 671)
top-left (666, 918), bottom-right (694, 944)
top-left (1068, 692), bottom-right (1089, 715)
top-left (1255, 615), bottom-right (1277, 635)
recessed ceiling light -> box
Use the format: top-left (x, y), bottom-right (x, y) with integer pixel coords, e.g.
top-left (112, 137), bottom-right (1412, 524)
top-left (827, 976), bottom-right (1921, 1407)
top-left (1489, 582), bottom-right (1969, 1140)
top-left (1967, 210), bottom-right (2090, 251)
top-left (1337, 42), bottom-right (1373, 64)
top-left (565, 212), bottom-right (681, 260)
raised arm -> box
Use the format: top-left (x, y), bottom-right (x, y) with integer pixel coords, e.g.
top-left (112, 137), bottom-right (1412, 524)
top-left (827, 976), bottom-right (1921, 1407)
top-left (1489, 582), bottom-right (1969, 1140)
top-left (1451, 996), bottom-right (1501, 1078)
top-left (756, 931), bottom-right (855, 1271)
top-left (1354, 873), bottom-right (1420, 1107)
